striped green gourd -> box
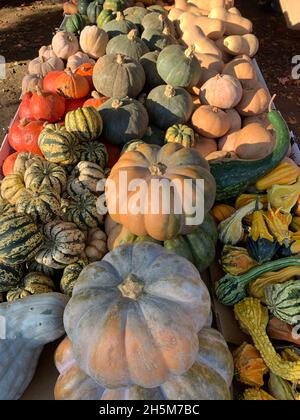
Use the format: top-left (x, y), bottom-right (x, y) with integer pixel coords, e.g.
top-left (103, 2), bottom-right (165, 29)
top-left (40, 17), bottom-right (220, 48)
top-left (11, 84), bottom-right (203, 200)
top-left (265, 280), bottom-right (300, 325)
top-left (103, 0), bottom-right (127, 12)
top-left (0, 263), bottom-right (24, 292)
top-left (6, 272), bottom-right (56, 302)
top-left (216, 257), bottom-right (300, 306)
top-left (0, 212), bottom-right (44, 265)
top-left (65, 13), bottom-right (86, 36)
top-left (68, 161), bottom-right (106, 196)
top-left (64, 191), bottom-right (103, 230)
top-left (24, 160), bottom-right (67, 195)
top-left (38, 124), bottom-right (80, 166)
top-left (0, 196), bottom-right (15, 216)
top-left (87, 0), bottom-right (105, 24)
top-left (97, 9), bottom-right (116, 28)
top-left (78, 141), bottom-right (108, 168)
top-left (65, 106), bottom-right (103, 142)
top-left (60, 259), bottom-right (88, 297)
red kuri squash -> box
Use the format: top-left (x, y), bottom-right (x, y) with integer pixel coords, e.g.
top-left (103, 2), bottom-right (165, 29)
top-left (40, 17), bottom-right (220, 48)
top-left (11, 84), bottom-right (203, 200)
top-left (29, 87), bottom-right (66, 122)
top-left (19, 92), bottom-right (34, 120)
top-left (42, 71), bottom-right (65, 94)
top-left (8, 118), bottom-right (44, 155)
top-left (2, 152), bottom-right (19, 176)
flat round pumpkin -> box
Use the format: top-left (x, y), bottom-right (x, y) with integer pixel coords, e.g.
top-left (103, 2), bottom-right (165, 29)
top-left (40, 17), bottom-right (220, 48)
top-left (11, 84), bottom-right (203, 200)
top-left (106, 29), bottom-right (149, 61)
top-left (64, 242), bottom-right (211, 388)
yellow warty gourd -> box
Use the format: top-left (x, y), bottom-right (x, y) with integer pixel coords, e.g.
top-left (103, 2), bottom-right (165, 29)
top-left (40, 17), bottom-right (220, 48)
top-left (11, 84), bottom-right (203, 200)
top-left (267, 176), bottom-right (300, 214)
top-left (256, 162), bottom-right (300, 191)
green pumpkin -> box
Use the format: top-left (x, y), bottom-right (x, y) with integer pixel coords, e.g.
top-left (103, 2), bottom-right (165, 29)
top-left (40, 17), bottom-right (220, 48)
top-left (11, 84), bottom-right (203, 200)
top-left (141, 27), bottom-right (175, 52)
top-left (140, 50), bottom-right (164, 90)
top-left (103, 11), bottom-right (137, 38)
top-left (65, 13), bottom-right (86, 36)
top-left (106, 28), bottom-right (149, 61)
top-left (265, 280), bottom-right (300, 325)
top-left (165, 124), bottom-right (195, 148)
top-left (65, 106), bottom-right (103, 142)
top-left (0, 263), bottom-right (24, 292)
top-left (64, 191), bottom-right (103, 230)
top-left (60, 259), bottom-right (88, 297)
top-left (157, 44), bottom-right (201, 89)
top-left (38, 124), bottom-right (80, 166)
top-left (97, 9), bottom-right (116, 28)
top-left (78, 141), bottom-right (108, 168)
top-left (6, 272), bottom-right (56, 302)
top-left (123, 6), bottom-right (149, 30)
top-left (77, 0), bottom-right (93, 15)
top-left (142, 12), bottom-right (175, 36)
top-left (99, 97), bottom-right (149, 146)
top-left (146, 84), bottom-right (193, 130)
top-left (142, 124), bottom-right (164, 146)
top-left (16, 187), bottom-right (61, 224)
top-left (103, 0), bottom-right (127, 12)
top-left (87, 0), bottom-right (105, 24)
top-left (0, 213), bottom-right (44, 265)
top-left (146, 5), bottom-right (167, 14)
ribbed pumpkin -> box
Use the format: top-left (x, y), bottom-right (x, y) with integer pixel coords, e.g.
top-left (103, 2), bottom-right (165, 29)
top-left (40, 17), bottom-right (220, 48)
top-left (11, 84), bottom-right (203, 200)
top-left (64, 242), bottom-right (212, 388)
top-left (140, 51), bottom-right (164, 90)
top-left (83, 91), bottom-right (109, 109)
top-left (146, 85), bottom-right (193, 130)
top-left (157, 45), bottom-right (201, 89)
top-left (63, 191), bottom-right (103, 230)
top-left (55, 68), bottom-right (90, 99)
top-left (60, 259), bottom-right (88, 297)
top-left (78, 141), bottom-right (108, 168)
top-left (0, 213), bottom-right (43, 265)
top-left (103, 11), bottom-right (137, 38)
top-left (265, 280), bottom-right (300, 325)
top-left (65, 13), bottom-right (86, 36)
top-left (8, 118), bottom-right (44, 155)
top-left (97, 9), bottom-right (116, 28)
top-left (68, 161), bottom-right (106, 196)
top-left (84, 227), bottom-right (107, 262)
top-left (52, 31), bottom-right (80, 60)
top-left (79, 25), bottom-right (109, 59)
top-left (1, 173), bottom-right (25, 205)
top-left (0, 263), bottom-right (24, 292)
top-left (38, 124), bottom-right (80, 166)
top-left (54, 328), bottom-right (233, 400)
top-left (16, 187), bottom-right (61, 224)
top-left (165, 124), bottom-right (195, 148)
top-left (142, 12), bottom-right (175, 36)
top-left (123, 6), bottom-right (149, 29)
top-left (24, 160), bottom-right (67, 195)
top-left (87, 0), bottom-right (104, 24)
top-left (6, 272), bottom-right (56, 302)
top-left (141, 27), bottom-right (175, 52)
top-left (35, 221), bottom-right (86, 269)
top-left (29, 87), bottom-right (66, 123)
top-left (13, 152), bottom-right (43, 176)
top-left (106, 142), bottom-right (216, 241)
top-left (106, 29), bottom-right (149, 61)
top-left (93, 53), bottom-right (145, 99)
top-left (65, 106), bottom-right (103, 142)
top-left (99, 97), bottom-right (149, 146)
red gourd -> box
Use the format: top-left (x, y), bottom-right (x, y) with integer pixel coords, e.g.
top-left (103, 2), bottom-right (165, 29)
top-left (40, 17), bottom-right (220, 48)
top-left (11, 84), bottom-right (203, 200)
top-left (2, 152), bottom-right (19, 176)
top-left (55, 68), bottom-right (90, 99)
top-left (19, 92), bottom-right (34, 120)
top-left (29, 87), bottom-right (66, 122)
top-left (75, 63), bottom-right (94, 90)
top-left (64, 97), bottom-right (87, 114)
top-left (42, 71), bottom-right (65, 94)
top-left (83, 91), bottom-right (109, 110)
top-left (8, 118), bottom-right (44, 155)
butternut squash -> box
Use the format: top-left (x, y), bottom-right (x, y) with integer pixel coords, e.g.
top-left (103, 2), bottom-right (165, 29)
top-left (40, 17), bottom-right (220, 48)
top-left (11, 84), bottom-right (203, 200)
top-left (179, 12), bottom-right (225, 40)
top-left (236, 82), bottom-right (270, 117)
top-left (188, 0), bottom-right (234, 12)
top-left (228, 7), bottom-right (241, 16)
top-left (208, 7), bottom-right (253, 35)
top-left (181, 25), bottom-right (223, 57)
top-left (193, 136), bottom-right (217, 158)
top-left (175, 0), bottom-right (207, 15)
top-left (218, 108), bottom-right (241, 151)
top-left (222, 55), bottom-right (257, 88)
top-left (234, 123), bottom-right (274, 160)
top-left (223, 34), bottom-right (259, 57)
top-left (194, 53), bottom-right (224, 87)
top-left (243, 113), bottom-right (273, 130)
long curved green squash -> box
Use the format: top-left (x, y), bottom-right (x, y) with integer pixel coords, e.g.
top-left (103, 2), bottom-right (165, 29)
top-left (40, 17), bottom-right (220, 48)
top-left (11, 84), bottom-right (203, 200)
top-left (210, 106), bottom-right (290, 201)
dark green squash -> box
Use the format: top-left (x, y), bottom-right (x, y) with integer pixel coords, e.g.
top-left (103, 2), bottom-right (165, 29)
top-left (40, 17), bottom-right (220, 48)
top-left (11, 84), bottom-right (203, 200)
top-left (87, 0), bottom-right (105, 24)
top-left (78, 141), bottom-right (108, 168)
top-left (146, 5), bottom-right (167, 14)
top-left (140, 50), bottom-right (164, 90)
top-left (97, 9), bottom-right (116, 28)
top-left (142, 124), bottom-right (164, 146)
top-left (103, 0), bottom-right (127, 12)
top-left (145, 84), bottom-right (193, 130)
top-left (123, 6), bottom-right (149, 30)
top-left (142, 11), bottom-right (175, 36)
top-left (99, 97), bottom-right (149, 146)
top-left (93, 53), bottom-right (145, 99)
top-left (27, 261), bottom-right (61, 280)
top-left (103, 11), bottom-right (137, 38)
top-left (141, 27), bottom-right (175, 52)
top-left (106, 28), bottom-right (149, 61)
top-left (0, 263), bottom-right (24, 292)
top-left (77, 0), bottom-right (94, 15)
top-left (65, 13), bottom-right (86, 36)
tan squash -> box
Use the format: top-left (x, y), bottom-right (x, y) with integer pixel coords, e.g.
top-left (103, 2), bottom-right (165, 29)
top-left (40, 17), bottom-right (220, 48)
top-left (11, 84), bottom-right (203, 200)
top-left (179, 12), bottom-right (225, 40)
top-left (206, 150), bottom-right (237, 160)
top-left (208, 7), bottom-right (252, 35)
top-left (222, 55), bottom-right (257, 88)
top-left (234, 123), bottom-right (274, 160)
top-left (228, 7), bottom-right (240, 16)
top-left (181, 25), bottom-right (223, 57)
top-left (79, 25), bottom-right (109, 59)
top-left (191, 105), bottom-right (231, 138)
top-left (218, 108), bottom-right (241, 151)
top-left (193, 136), bottom-right (217, 158)
top-left (191, 53), bottom-right (224, 90)
top-left (243, 113), bottom-right (273, 130)
top-left (200, 74), bottom-right (242, 109)
top-left (187, 0), bottom-right (235, 12)
top-left (175, 0), bottom-right (208, 15)
top-left (222, 34), bottom-right (259, 57)
top-left (236, 82), bottom-right (270, 117)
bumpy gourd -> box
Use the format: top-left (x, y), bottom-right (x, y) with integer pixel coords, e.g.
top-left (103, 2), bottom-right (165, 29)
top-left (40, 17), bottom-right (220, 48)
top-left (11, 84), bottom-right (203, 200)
top-left (264, 280), bottom-right (300, 325)
top-left (256, 161), bottom-right (300, 191)
top-left (211, 204), bottom-right (236, 224)
top-left (234, 297), bottom-right (300, 382)
top-left (221, 245), bottom-right (257, 276)
top-left (267, 176), bottom-right (300, 214)
top-left (243, 388), bottom-right (276, 400)
top-left (233, 342), bottom-right (268, 387)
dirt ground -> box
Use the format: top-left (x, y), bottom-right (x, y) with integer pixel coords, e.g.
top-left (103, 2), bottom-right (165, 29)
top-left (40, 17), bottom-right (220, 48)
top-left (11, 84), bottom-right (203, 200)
top-left (0, 0), bottom-right (299, 143)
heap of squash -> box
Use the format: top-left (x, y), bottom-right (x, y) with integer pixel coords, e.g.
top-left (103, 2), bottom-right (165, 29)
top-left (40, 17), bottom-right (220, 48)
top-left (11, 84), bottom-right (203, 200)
top-left (0, 0), bottom-right (299, 401)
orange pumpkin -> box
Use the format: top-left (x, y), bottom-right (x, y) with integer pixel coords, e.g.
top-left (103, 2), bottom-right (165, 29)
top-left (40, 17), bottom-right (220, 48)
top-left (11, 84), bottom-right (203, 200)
top-left (211, 204), bottom-right (236, 224)
top-left (55, 68), bottom-right (90, 99)
top-left (75, 63), bottom-right (94, 90)
top-left (2, 152), bottom-right (19, 176)
top-left (191, 105), bottom-right (231, 139)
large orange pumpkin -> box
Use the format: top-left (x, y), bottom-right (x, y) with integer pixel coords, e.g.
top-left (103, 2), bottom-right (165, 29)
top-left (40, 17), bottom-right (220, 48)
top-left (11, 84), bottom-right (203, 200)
top-left (64, 242), bottom-right (212, 388)
top-left (55, 68), bottom-right (90, 99)
top-left (55, 328), bottom-right (233, 400)
top-left (105, 142), bottom-right (216, 241)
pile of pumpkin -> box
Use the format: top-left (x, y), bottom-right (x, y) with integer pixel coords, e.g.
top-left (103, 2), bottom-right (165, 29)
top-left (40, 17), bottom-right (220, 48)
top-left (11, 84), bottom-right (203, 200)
top-left (0, 0), bottom-right (299, 401)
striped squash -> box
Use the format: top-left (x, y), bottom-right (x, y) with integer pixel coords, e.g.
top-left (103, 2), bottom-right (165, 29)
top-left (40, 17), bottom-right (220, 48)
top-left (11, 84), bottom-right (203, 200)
top-left (14, 152), bottom-right (44, 175)
top-left (265, 280), bottom-right (300, 325)
top-left (0, 262), bottom-right (24, 292)
top-left (97, 9), bottom-right (116, 28)
top-left (65, 106), bottom-right (103, 142)
top-left (0, 196), bottom-right (15, 216)
top-left (165, 124), bottom-right (195, 148)
top-left (103, 0), bottom-right (127, 12)
top-left (60, 259), bottom-right (88, 296)
top-left (0, 213), bottom-right (44, 265)
top-left (1, 173), bottom-right (25, 205)
top-left (6, 272), bottom-right (56, 301)
top-left (36, 221), bottom-right (86, 269)
top-left (16, 187), bottom-right (61, 224)
top-left (64, 191), bottom-right (103, 230)
top-left (68, 161), bottom-right (106, 196)
top-left (78, 141), bottom-right (108, 168)
top-left (38, 124), bottom-right (80, 166)
top-left (27, 260), bottom-right (61, 279)
top-left (24, 160), bottom-right (67, 195)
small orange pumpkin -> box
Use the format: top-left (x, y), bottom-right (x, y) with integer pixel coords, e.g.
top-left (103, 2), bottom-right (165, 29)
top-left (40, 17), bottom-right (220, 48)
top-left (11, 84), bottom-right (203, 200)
top-left (75, 63), bottom-right (94, 90)
top-left (55, 68), bottom-right (90, 99)
top-left (83, 91), bottom-right (110, 110)
top-left (211, 204), bottom-right (236, 224)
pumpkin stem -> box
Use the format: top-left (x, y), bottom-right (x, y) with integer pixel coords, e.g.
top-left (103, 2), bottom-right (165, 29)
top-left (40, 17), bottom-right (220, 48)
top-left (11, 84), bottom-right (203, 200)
top-left (116, 54), bottom-right (125, 65)
top-left (127, 29), bottom-right (138, 41)
top-left (212, 106), bottom-right (220, 113)
top-left (112, 99), bottom-right (122, 109)
top-left (36, 86), bottom-right (43, 96)
top-left (158, 14), bottom-right (166, 22)
top-left (116, 11), bottom-right (125, 21)
top-left (269, 94), bottom-right (276, 113)
top-left (118, 274), bottom-right (144, 300)
top-left (91, 91), bottom-right (101, 99)
top-left (162, 27), bottom-right (171, 36)
top-left (149, 162), bottom-right (167, 176)
top-left (164, 85), bottom-right (176, 98)
top-left (184, 45), bottom-right (195, 59)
